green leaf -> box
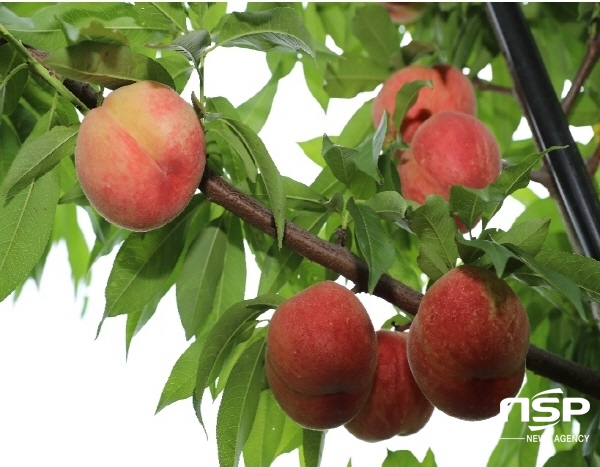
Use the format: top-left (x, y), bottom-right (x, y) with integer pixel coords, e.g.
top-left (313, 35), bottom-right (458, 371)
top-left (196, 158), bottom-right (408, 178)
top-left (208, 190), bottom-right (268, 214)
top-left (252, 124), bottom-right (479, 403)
top-left (43, 41), bottom-right (175, 90)
top-left (0, 167), bottom-right (61, 301)
top-left (177, 218), bottom-right (229, 340)
top-left (0, 45), bottom-right (28, 117)
top-left (411, 196), bottom-right (459, 281)
top-left (392, 80), bottom-right (434, 136)
top-left (216, 7), bottom-right (315, 57)
top-left (194, 295), bottom-right (284, 433)
top-left (300, 429), bottom-right (325, 467)
top-left (243, 390), bottom-right (293, 467)
top-left (350, 4), bottom-right (399, 68)
top-left (450, 150), bottom-right (551, 228)
top-left (354, 117), bottom-right (384, 184)
top-left (322, 135), bottom-right (358, 187)
top-left (531, 249), bottom-right (600, 303)
top-left (157, 30), bottom-right (212, 66)
top-left (383, 448), bottom-right (437, 467)
top-left (211, 216), bottom-right (247, 325)
top-left (216, 338), bottom-right (266, 467)
top-left (237, 78), bottom-right (279, 134)
top-left (324, 53), bottom-right (389, 98)
top-left (544, 447), bottom-right (586, 467)
top-left (364, 191), bottom-right (409, 223)
top-left (222, 118), bottom-right (286, 247)
top-left (493, 218), bottom-right (550, 257)
top-left (156, 339), bottom-right (203, 414)
top-left (456, 237), bottom-right (519, 278)
top-left (1, 125), bottom-right (79, 196)
top-left (346, 198), bottom-right (395, 293)
top-left (506, 245), bottom-right (586, 320)
top-left (104, 196), bottom-right (206, 318)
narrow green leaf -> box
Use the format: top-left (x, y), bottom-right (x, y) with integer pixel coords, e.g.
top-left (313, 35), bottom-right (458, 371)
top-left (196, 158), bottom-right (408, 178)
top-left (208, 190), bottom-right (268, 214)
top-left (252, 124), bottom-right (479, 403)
top-left (237, 78), bottom-right (279, 134)
top-left (158, 30), bottom-right (211, 66)
top-left (347, 198), bottom-right (395, 293)
top-left (243, 390), bottom-right (293, 467)
top-left (223, 118), bottom-right (286, 247)
top-left (156, 339), bottom-right (203, 414)
top-left (493, 218), bottom-right (550, 257)
top-left (0, 167), bottom-right (61, 301)
top-left (322, 135), bottom-right (358, 187)
top-left (456, 237), bottom-right (519, 278)
top-left (532, 249), bottom-right (600, 303)
top-left (217, 7), bottom-right (315, 57)
top-left (411, 195), bottom-right (459, 281)
top-left (364, 191), bottom-right (409, 223)
top-left (1, 125), bottom-right (79, 196)
top-left (324, 53), bottom-right (389, 98)
top-left (382, 448), bottom-right (437, 467)
top-left (177, 218), bottom-right (228, 340)
top-left (43, 41), bottom-right (175, 90)
top-left (392, 80), bottom-right (433, 135)
top-left (104, 197), bottom-right (205, 318)
top-left (216, 338), bottom-right (266, 467)
top-left (506, 245), bottom-right (586, 320)
top-left (351, 4), bottom-right (399, 68)
top-left (0, 45), bottom-right (28, 116)
top-left (300, 429), bottom-right (325, 467)
top-left (194, 295), bottom-right (284, 433)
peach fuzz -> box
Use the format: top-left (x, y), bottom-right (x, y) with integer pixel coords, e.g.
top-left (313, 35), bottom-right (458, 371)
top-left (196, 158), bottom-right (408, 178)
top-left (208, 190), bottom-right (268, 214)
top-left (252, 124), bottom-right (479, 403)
top-left (372, 64), bottom-right (476, 143)
top-left (345, 330), bottom-right (433, 442)
top-left (407, 265), bottom-right (530, 421)
top-left (398, 110), bottom-right (501, 208)
top-left (265, 281), bottom-right (378, 430)
top-left (75, 80), bottom-right (206, 232)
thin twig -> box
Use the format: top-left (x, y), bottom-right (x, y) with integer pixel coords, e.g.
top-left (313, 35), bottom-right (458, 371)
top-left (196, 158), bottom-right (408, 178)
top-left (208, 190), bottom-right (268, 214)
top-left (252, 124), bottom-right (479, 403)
top-left (471, 76), bottom-right (513, 96)
top-left (561, 32), bottom-right (600, 116)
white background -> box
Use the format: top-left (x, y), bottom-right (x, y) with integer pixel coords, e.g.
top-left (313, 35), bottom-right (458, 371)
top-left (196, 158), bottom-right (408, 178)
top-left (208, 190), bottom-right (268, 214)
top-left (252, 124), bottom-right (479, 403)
top-left (0, 2), bottom-right (592, 466)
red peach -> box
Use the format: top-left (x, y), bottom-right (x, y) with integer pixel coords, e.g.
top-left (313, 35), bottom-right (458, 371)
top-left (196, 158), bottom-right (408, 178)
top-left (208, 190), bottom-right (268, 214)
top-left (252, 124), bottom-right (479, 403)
top-left (398, 110), bottom-right (501, 206)
top-left (75, 81), bottom-right (206, 231)
top-left (380, 2), bottom-right (429, 24)
top-left (372, 64), bottom-right (476, 143)
top-left (407, 265), bottom-right (530, 421)
top-left (265, 281), bottom-right (378, 430)
top-left (345, 330), bottom-right (433, 441)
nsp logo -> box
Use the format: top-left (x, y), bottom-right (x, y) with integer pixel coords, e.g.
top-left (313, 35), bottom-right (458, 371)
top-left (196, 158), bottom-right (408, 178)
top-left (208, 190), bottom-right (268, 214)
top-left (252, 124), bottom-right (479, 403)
top-left (500, 388), bottom-right (590, 431)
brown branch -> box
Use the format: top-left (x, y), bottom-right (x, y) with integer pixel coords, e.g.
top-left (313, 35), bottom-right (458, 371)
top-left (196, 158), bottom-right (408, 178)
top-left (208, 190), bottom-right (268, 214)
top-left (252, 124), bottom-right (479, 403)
top-left (586, 144), bottom-right (600, 178)
top-left (24, 52), bottom-right (600, 402)
top-left (471, 76), bottom-right (513, 96)
top-left (561, 32), bottom-right (600, 116)
top-left (199, 169), bottom-right (600, 401)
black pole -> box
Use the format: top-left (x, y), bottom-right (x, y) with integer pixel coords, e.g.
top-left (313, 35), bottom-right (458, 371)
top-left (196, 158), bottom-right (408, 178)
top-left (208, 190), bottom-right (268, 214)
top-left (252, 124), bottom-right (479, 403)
top-left (486, 3), bottom-right (600, 260)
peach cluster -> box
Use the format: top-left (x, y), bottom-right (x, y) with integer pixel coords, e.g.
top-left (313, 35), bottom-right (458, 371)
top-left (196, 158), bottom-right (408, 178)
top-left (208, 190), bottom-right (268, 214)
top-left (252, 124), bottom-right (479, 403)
top-left (373, 64), bottom-right (501, 230)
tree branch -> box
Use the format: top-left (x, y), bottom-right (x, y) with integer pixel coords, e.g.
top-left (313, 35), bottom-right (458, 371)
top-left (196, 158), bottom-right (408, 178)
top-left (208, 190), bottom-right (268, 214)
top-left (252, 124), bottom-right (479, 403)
top-left (23, 52), bottom-right (600, 402)
top-left (199, 169), bottom-right (600, 401)
top-left (561, 31), bottom-right (600, 116)
top-left (471, 76), bottom-right (513, 96)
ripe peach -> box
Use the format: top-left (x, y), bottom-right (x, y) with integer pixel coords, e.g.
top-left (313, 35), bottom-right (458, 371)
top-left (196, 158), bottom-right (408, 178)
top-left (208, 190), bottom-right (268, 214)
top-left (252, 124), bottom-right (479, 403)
top-left (265, 281), bottom-right (378, 430)
top-left (372, 64), bottom-right (476, 143)
top-left (345, 330), bottom-right (433, 442)
top-left (380, 2), bottom-right (429, 24)
top-left (407, 265), bottom-right (530, 421)
top-left (398, 111), bottom-right (501, 224)
top-left (75, 80), bottom-right (206, 231)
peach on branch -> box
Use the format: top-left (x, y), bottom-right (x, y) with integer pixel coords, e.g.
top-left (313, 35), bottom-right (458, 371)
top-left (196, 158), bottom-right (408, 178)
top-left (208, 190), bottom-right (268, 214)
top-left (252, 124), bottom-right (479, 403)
top-left (75, 80), bottom-right (206, 232)
top-left (407, 265), bottom-right (530, 421)
top-left (265, 281), bottom-right (378, 430)
top-left (345, 329), bottom-right (433, 442)
top-left (380, 2), bottom-right (429, 24)
top-left (398, 110), bottom-right (501, 231)
top-left (372, 64), bottom-right (476, 143)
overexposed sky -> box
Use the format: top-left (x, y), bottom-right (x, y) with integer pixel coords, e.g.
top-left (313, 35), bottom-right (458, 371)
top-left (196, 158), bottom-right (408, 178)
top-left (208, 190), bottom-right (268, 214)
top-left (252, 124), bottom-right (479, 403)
top-left (2, 2), bottom-right (590, 466)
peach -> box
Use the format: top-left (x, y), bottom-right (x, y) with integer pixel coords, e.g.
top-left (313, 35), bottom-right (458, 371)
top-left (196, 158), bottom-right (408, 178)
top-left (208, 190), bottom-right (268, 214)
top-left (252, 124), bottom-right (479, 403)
top-left (380, 2), bottom-right (429, 24)
top-left (265, 281), bottom-right (378, 430)
top-left (345, 330), bottom-right (433, 442)
top-left (398, 111), bottom-right (501, 219)
top-left (75, 80), bottom-right (206, 231)
top-left (372, 64), bottom-right (476, 143)
top-left (407, 265), bottom-right (530, 421)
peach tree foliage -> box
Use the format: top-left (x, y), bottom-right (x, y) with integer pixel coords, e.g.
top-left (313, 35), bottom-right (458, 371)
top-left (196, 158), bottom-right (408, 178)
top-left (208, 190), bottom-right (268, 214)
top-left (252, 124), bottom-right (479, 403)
top-left (0, 2), bottom-right (600, 467)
